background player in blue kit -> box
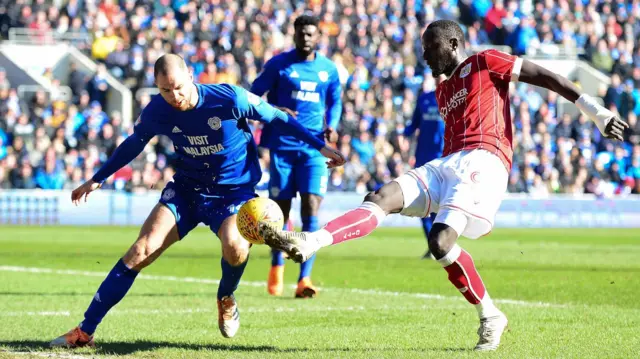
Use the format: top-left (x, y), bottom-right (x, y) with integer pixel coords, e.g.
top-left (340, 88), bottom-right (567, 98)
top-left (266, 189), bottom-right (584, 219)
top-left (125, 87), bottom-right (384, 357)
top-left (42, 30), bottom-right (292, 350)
top-left (403, 75), bottom-right (445, 259)
top-left (50, 54), bottom-right (345, 348)
top-left (250, 15), bottom-right (342, 298)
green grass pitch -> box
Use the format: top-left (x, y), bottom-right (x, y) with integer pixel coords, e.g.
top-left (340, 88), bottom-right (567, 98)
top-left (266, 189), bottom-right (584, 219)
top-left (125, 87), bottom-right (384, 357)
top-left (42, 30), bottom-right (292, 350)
top-left (0, 226), bottom-right (639, 358)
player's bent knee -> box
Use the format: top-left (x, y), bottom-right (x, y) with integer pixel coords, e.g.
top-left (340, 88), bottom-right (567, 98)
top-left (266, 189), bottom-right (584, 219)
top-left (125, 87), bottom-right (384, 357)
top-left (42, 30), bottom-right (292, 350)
top-left (219, 215), bottom-right (250, 266)
top-left (363, 182), bottom-right (404, 214)
top-left (427, 223), bottom-right (459, 259)
top-left (123, 204), bottom-right (180, 270)
top-left (123, 238), bottom-right (157, 269)
top-left (221, 236), bottom-right (250, 266)
top-left (223, 244), bottom-right (249, 266)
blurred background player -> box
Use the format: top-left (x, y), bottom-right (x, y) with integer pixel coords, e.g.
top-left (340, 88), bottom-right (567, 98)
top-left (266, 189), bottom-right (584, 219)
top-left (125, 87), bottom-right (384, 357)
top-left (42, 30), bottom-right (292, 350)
top-left (251, 15), bottom-right (342, 298)
top-left (50, 54), bottom-right (345, 348)
top-left (260, 20), bottom-right (628, 351)
top-left (403, 75), bottom-right (446, 259)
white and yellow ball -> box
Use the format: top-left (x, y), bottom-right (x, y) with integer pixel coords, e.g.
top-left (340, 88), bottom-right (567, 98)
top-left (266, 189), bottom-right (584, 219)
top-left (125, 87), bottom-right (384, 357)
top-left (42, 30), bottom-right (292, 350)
top-left (236, 197), bottom-right (284, 245)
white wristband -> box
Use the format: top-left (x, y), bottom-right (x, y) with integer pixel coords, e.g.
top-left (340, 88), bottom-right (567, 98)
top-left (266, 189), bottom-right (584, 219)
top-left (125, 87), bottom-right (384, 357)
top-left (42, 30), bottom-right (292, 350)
top-left (575, 94), bottom-right (614, 134)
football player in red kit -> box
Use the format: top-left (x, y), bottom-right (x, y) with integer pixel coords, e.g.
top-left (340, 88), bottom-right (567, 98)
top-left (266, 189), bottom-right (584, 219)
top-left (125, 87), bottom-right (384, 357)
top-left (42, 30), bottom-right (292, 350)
top-left (259, 20), bottom-right (628, 351)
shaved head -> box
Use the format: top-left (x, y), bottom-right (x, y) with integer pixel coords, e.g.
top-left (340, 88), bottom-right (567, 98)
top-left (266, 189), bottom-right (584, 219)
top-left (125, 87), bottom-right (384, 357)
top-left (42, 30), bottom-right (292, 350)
top-left (154, 54), bottom-right (188, 79)
top-left (153, 54), bottom-right (195, 111)
top-left (421, 20), bottom-right (467, 76)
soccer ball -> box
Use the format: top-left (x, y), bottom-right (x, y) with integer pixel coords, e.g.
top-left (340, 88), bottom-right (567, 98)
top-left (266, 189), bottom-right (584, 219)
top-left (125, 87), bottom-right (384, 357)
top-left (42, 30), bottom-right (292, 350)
top-left (236, 197), bottom-right (284, 245)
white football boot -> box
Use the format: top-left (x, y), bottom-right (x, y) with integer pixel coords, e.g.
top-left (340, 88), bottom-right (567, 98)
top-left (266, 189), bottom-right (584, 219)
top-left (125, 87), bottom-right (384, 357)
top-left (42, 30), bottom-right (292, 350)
top-left (217, 295), bottom-right (240, 338)
top-left (258, 223), bottom-right (319, 263)
top-left (474, 311), bottom-right (508, 351)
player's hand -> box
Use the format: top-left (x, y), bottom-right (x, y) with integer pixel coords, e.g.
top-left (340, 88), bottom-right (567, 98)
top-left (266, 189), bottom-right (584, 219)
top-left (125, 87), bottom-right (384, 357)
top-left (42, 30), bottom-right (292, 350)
top-left (71, 179), bottom-right (102, 206)
top-left (320, 146), bottom-right (346, 168)
top-left (324, 127), bottom-right (339, 143)
top-left (276, 106), bottom-right (297, 119)
top-left (603, 116), bottom-right (629, 141)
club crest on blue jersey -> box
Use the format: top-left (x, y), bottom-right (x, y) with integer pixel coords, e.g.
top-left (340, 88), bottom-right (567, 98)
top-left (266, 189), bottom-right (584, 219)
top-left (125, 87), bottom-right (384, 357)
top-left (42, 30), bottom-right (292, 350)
top-left (208, 117), bottom-right (221, 130)
top-left (162, 188), bottom-right (175, 201)
top-left (318, 71), bottom-right (329, 82)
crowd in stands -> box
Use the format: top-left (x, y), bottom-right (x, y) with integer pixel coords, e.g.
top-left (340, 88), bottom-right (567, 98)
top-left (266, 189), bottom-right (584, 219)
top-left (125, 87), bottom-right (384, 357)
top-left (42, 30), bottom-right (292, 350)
top-left (0, 0), bottom-right (639, 198)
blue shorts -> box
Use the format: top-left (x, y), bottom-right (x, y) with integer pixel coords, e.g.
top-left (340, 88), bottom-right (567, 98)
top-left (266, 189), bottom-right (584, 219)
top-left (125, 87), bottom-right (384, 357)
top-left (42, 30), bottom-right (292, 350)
top-left (269, 150), bottom-right (328, 200)
top-left (159, 181), bottom-right (257, 239)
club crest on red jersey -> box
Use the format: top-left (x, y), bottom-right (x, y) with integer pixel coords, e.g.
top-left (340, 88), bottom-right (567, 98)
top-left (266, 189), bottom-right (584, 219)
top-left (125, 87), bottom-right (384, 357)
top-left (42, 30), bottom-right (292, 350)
top-left (460, 63), bottom-right (472, 78)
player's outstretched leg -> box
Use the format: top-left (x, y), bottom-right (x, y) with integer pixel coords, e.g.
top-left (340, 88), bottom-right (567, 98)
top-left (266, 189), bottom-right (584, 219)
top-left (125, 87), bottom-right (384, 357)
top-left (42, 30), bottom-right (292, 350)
top-left (217, 215), bottom-right (251, 338)
top-left (50, 204), bottom-right (180, 348)
top-left (421, 213), bottom-right (436, 260)
top-left (259, 182), bottom-right (404, 263)
top-left (428, 219), bottom-right (507, 351)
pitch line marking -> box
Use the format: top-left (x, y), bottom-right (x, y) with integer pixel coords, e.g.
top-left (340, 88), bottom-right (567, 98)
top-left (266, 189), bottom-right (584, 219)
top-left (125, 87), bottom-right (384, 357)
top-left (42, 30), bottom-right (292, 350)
top-left (0, 265), bottom-right (564, 308)
top-left (0, 304), bottom-right (477, 318)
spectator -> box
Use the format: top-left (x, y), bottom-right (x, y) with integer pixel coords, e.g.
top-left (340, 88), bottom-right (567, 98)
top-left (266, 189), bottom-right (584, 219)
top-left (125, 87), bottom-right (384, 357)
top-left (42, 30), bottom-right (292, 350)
top-left (91, 26), bottom-right (120, 61)
top-left (35, 156), bottom-right (65, 190)
top-left (105, 41), bottom-right (130, 79)
top-left (351, 131), bottom-right (376, 166)
top-left (592, 39), bottom-right (614, 73)
top-left (0, 67), bottom-right (11, 90)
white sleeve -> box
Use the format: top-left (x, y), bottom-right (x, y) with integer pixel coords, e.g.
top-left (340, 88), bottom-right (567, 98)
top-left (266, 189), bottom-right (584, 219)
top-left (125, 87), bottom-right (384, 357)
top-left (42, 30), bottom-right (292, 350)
top-left (510, 57), bottom-right (523, 83)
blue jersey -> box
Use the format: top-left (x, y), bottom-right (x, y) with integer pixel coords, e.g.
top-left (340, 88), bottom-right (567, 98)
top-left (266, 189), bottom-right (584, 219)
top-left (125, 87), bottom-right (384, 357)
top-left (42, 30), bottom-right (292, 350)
top-left (404, 91), bottom-right (445, 167)
top-left (251, 50), bottom-right (342, 152)
top-left (92, 83), bottom-right (325, 193)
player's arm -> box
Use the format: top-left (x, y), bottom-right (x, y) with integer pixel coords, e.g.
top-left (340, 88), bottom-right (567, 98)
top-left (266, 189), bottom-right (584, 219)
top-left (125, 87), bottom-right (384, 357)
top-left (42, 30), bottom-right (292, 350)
top-left (72, 115), bottom-right (155, 205)
top-left (324, 70), bottom-right (343, 140)
top-left (92, 113), bottom-right (155, 184)
top-left (517, 59), bottom-right (628, 140)
top-left (91, 132), bottom-right (151, 183)
top-left (250, 57), bottom-right (278, 97)
top-left (234, 87), bottom-right (346, 167)
top-left (238, 89), bottom-right (325, 150)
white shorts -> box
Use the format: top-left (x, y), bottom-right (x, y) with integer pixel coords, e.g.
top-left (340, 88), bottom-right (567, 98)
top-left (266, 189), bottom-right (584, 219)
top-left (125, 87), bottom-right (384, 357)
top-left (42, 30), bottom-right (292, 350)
top-left (394, 149), bottom-right (508, 239)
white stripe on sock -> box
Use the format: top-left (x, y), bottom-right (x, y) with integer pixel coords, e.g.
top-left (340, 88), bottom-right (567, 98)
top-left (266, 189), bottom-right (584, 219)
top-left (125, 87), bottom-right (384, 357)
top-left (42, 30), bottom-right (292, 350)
top-left (360, 201), bottom-right (386, 224)
top-left (437, 244), bottom-right (462, 267)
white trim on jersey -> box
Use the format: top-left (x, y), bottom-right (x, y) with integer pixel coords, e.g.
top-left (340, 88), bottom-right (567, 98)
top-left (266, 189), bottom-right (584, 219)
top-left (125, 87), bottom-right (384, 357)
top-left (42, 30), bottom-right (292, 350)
top-left (511, 58), bottom-right (523, 82)
top-left (445, 60), bottom-right (466, 80)
top-left (475, 55), bottom-right (483, 148)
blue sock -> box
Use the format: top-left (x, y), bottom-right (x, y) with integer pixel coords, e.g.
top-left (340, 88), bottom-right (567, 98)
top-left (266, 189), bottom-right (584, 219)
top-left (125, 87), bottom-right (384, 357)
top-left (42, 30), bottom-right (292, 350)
top-left (217, 257), bottom-right (249, 300)
top-left (422, 214), bottom-right (435, 242)
top-left (299, 215), bottom-right (318, 281)
top-left (271, 220), bottom-right (290, 267)
top-left (81, 259), bottom-right (138, 335)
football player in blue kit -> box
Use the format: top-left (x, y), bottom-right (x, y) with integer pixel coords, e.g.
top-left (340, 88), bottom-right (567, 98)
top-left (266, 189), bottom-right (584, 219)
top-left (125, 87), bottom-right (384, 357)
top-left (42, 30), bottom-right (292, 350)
top-left (250, 15), bottom-right (342, 298)
top-left (403, 75), bottom-right (446, 259)
top-left (50, 54), bottom-right (345, 348)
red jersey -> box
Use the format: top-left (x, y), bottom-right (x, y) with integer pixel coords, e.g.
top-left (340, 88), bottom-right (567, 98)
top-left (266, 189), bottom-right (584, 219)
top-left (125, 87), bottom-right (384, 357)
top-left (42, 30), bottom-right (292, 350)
top-left (435, 49), bottom-right (521, 171)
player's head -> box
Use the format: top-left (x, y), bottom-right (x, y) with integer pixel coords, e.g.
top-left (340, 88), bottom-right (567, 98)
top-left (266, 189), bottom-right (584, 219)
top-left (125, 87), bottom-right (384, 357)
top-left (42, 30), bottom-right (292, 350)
top-left (293, 15), bottom-right (320, 57)
top-left (154, 54), bottom-right (195, 111)
top-left (422, 20), bottom-right (466, 77)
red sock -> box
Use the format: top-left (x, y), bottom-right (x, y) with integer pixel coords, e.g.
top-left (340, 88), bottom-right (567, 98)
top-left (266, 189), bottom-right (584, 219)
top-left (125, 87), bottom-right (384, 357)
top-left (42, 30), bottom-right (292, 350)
top-left (438, 245), bottom-right (486, 304)
top-left (322, 202), bottom-right (386, 245)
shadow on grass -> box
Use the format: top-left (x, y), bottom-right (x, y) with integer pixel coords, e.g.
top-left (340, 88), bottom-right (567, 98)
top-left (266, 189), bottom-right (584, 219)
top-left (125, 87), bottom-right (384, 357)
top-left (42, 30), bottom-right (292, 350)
top-left (1, 340), bottom-right (278, 355)
top-left (1, 340), bottom-right (469, 356)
